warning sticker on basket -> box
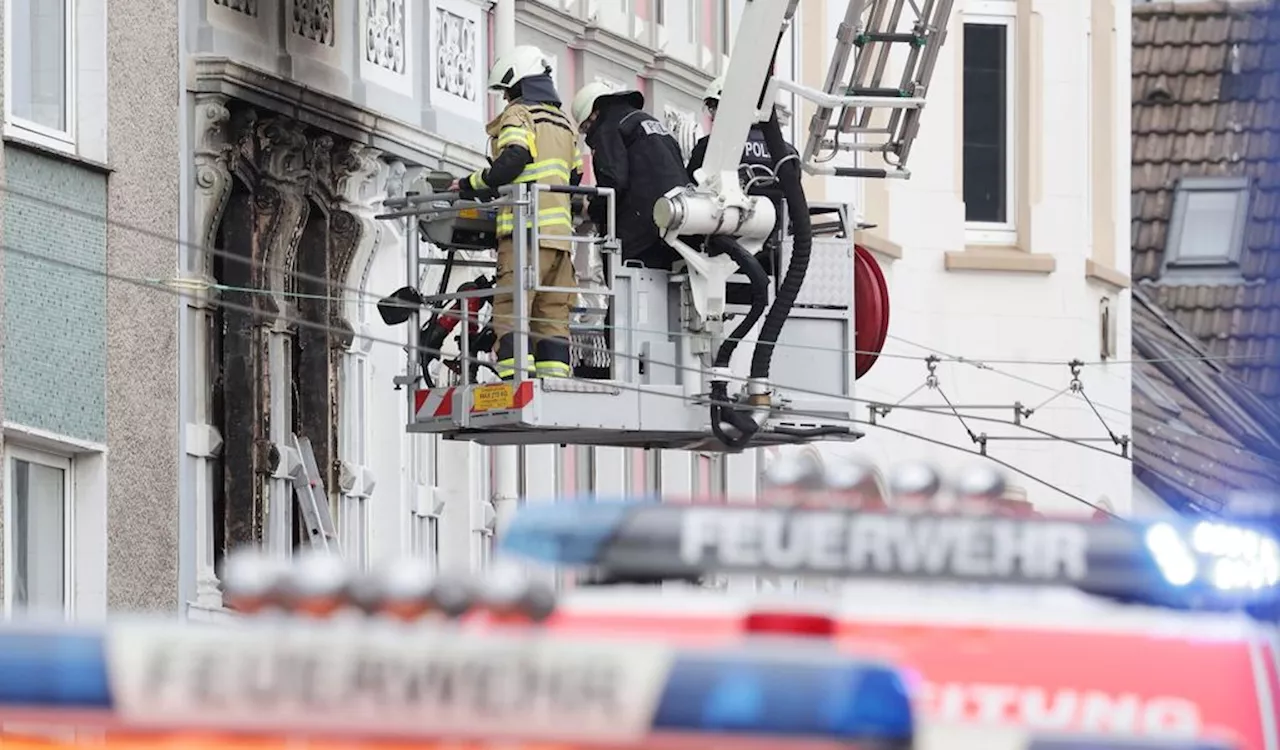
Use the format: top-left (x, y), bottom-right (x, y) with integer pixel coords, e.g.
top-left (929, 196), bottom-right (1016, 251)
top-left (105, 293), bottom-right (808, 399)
top-left (103, 623), bottom-right (675, 743)
top-left (458, 208), bottom-right (481, 219)
top-left (472, 383), bottom-right (515, 412)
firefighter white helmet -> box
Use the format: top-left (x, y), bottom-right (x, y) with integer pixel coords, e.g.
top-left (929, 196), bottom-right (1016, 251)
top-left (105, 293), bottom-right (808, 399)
top-left (571, 81), bottom-right (645, 126)
top-left (488, 45), bottom-right (552, 92)
top-left (703, 75), bottom-right (725, 105)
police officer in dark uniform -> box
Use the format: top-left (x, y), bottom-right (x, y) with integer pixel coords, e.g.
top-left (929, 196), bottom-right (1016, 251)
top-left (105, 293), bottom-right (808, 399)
top-left (570, 81), bottom-right (692, 271)
top-left (686, 75), bottom-right (799, 274)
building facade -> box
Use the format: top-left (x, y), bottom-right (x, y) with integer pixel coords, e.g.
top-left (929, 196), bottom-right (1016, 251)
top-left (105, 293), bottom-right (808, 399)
top-left (0, 0), bottom-right (1136, 620)
top-left (0, 0), bottom-right (180, 619)
top-left (178, 0), bottom-right (764, 616)
top-left (805, 0), bottom-right (1136, 518)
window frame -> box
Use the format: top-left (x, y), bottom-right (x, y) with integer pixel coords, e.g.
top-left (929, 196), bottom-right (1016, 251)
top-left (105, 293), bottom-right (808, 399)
top-left (1164, 176), bottom-right (1252, 269)
top-left (3, 445), bottom-right (75, 619)
top-left (2, 0), bottom-right (78, 153)
top-left (721, 0), bottom-right (745, 57)
top-left (656, 0), bottom-right (696, 48)
top-left (961, 8), bottom-right (1017, 245)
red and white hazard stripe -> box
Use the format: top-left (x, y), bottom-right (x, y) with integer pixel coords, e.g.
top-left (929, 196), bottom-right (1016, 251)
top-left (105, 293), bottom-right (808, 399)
top-left (413, 381), bottom-right (537, 420)
top-left (413, 388), bottom-right (455, 419)
top-left (498, 381), bottom-right (536, 412)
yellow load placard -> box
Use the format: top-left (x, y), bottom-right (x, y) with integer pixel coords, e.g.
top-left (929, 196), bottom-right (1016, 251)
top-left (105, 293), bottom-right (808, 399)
top-left (472, 383), bottom-right (515, 412)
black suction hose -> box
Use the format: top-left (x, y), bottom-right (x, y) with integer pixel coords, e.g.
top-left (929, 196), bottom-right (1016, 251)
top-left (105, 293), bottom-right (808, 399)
top-left (706, 236), bottom-right (770, 448)
top-left (749, 107), bottom-right (812, 380)
top-left (711, 236), bottom-right (769, 368)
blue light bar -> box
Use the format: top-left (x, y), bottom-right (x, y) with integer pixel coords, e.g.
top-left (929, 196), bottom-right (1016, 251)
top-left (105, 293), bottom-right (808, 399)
top-left (501, 498), bottom-right (656, 565)
top-left (0, 620), bottom-right (915, 744)
top-left (0, 629), bottom-right (110, 707)
top-left (654, 650), bottom-right (913, 740)
top-left (498, 500), bottom-right (1280, 612)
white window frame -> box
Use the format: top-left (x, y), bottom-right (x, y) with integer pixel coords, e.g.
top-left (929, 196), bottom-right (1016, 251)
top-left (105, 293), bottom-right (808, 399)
top-left (3, 0), bottom-right (77, 152)
top-left (656, 0), bottom-right (696, 50)
top-left (339, 322), bottom-right (375, 570)
top-left (3, 445), bottom-right (75, 619)
top-left (720, 0), bottom-right (746, 59)
top-left (962, 4), bottom-right (1017, 246)
top-left (1084, 23), bottom-right (1094, 248)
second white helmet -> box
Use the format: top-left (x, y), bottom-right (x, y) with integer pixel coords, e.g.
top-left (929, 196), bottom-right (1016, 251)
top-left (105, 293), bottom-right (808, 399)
top-left (488, 45), bottom-right (552, 92)
top-left (703, 75), bottom-right (725, 105)
top-left (571, 81), bottom-right (645, 126)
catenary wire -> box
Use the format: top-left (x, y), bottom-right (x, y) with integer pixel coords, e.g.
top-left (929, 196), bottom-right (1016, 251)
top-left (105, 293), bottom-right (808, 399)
top-left (10, 177), bottom-right (1265, 489)
top-left (8, 181), bottom-right (1264, 481)
top-left (0, 239), bottom-right (1156, 518)
top-left (0, 172), bottom-right (1126, 427)
top-left (0, 181), bottom-right (1267, 374)
top-left (0, 180), bottom-right (1174, 469)
top-left (2, 175), bottom-right (1269, 457)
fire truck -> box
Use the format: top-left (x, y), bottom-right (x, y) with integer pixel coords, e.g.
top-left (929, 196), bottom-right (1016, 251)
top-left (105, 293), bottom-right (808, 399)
top-left (0, 511), bottom-right (1268, 750)
top-left (481, 467), bottom-right (1280, 750)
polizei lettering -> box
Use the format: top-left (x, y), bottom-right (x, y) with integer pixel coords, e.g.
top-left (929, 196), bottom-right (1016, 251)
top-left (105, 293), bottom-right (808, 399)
top-left (139, 639), bottom-right (623, 720)
top-left (678, 508), bottom-right (1090, 581)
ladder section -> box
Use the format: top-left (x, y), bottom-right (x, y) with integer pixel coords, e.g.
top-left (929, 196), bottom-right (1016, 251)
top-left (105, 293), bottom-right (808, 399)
top-left (287, 433), bottom-right (341, 554)
top-left (795, 0), bottom-right (955, 179)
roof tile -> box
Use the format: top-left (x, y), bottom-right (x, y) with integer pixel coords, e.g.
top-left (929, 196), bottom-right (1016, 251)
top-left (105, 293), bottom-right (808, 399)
top-left (1130, 289), bottom-right (1280, 511)
top-left (1132, 0), bottom-right (1280, 398)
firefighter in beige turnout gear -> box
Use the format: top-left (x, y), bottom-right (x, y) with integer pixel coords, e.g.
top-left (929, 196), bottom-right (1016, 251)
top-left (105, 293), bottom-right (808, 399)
top-left (454, 46), bottom-right (582, 380)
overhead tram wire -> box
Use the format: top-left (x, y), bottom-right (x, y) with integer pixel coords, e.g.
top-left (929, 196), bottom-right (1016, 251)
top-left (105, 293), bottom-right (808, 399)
top-left (0, 239), bottom-right (1137, 518)
top-left (0, 176), bottom-right (1259, 442)
top-left (0, 185), bottom-right (1166, 465)
top-left (14, 181), bottom-right (1261, 480)
top-left (0, 178), bottom-right (1147, 426)
top-left (0, 211), bottom-right (1140, 465)
top-left (0, 181), bottom-right (1267, 378)
top-left (11, 182), bottom-right (1263, 474)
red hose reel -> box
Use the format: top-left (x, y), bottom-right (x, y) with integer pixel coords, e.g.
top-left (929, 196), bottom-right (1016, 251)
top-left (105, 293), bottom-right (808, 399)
top-left (854, 244), bottom-right (890, 380)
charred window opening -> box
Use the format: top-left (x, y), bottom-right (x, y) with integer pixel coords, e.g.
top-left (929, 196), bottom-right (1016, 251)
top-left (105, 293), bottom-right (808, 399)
top-left (215, 182), bottom-right (265, 556)
top-left (201, 101), bottom-right (383, 564)
top-left (293, 200), bottom-right (336, 549)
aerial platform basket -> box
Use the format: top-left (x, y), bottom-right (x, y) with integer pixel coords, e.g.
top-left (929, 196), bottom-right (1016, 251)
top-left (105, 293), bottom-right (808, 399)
top-left (370, 0), bottom-right (959, 451)
top-left (377, 183), bottom-right (866, 452)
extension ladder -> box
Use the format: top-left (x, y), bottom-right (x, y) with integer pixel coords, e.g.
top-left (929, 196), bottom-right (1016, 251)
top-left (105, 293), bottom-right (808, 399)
top-left (286, 433), bottom-right (341, 554)
top-left (794, 0), bottom-right (955, 179)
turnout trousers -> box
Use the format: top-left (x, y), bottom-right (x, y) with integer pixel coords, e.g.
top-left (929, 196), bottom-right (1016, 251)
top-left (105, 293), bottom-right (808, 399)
top-left (491, 238), bottom-right (577, 378)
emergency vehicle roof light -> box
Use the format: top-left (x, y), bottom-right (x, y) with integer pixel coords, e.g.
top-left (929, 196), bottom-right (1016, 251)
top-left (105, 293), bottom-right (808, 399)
top-left (1147, 520), bottom-right (1280, 592)
top-left (0, 621), bottom-right (916, 746)
top-left (498, 501), bottom-right (1280, 613)
top-left (743, 611), bottom-right (839, 638)
top-left (655, 651), bottom-right (914, 741)
top-left (499, 497), bottom-right (656, 565)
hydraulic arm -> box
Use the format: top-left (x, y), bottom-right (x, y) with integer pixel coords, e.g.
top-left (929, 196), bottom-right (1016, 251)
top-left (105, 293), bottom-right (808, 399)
top-left (650, 0), bottom-right (953, 447)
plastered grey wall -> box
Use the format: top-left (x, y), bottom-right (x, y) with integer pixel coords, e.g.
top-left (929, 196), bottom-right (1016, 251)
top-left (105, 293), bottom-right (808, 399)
top-left (0, 0), bottom-right (8, 606)
top-left (105, 0), bottom-right (181, 612)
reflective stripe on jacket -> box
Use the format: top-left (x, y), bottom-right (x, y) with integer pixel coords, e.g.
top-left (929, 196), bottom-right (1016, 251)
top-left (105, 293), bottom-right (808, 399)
top-left (484, 102), bottom-right (577, 252)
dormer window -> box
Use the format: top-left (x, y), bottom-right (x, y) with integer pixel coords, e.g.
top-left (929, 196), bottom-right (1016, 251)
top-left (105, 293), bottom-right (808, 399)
top-left (1161, 175), bottom-right (1251, 281)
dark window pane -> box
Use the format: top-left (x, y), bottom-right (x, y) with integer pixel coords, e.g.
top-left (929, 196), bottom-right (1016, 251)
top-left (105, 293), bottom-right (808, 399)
top-left (963, 23), bottom-right (1008, 224)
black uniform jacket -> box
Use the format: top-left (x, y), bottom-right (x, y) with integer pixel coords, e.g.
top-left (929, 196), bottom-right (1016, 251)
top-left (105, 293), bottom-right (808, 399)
top-left (585, 100), bottom-right (691, 261)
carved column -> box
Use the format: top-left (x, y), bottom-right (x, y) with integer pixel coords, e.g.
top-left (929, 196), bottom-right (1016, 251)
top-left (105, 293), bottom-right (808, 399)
top-left (328, 143), bottom-right (387, 568)
top-left (292, 135), bottom-right (339, 515)
top-left (254, 117), bottom-right (312, 555)
top-left (190, 94), bottom-right (232, 607)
